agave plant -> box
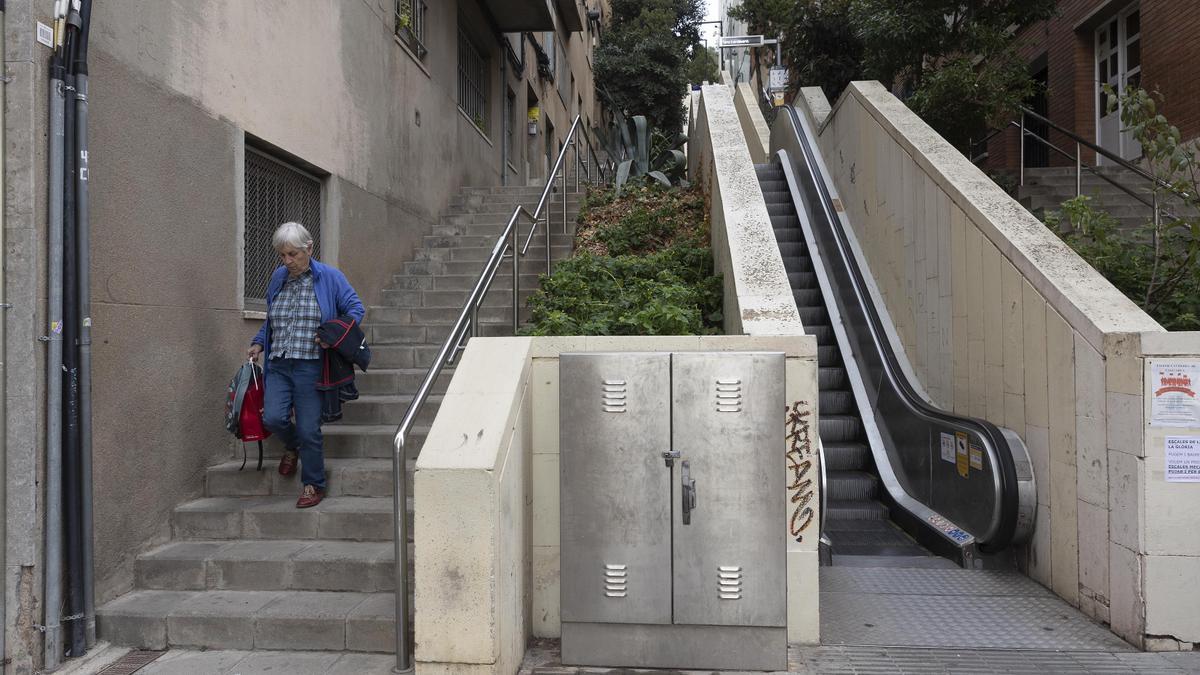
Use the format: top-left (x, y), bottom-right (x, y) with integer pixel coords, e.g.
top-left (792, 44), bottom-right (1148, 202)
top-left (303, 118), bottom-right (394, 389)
top-left (614, 115), bottom-right (689, 195)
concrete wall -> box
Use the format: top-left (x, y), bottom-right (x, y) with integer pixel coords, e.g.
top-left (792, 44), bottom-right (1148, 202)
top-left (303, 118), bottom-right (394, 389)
top-left (801, 80), bottom-right (1200, 649)
top-left (414, 334), bottom-right (819, 673)
top-left (2, 1), bottom-right (602, 670)
top-left (732, 83), bottom-right (770, 164)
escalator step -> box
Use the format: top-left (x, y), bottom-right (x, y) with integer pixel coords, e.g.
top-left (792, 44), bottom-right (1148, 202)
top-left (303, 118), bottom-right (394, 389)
top-left (754, 163), bottom-right (779, 175)
top-left (819, 414), bottom-right (862, 442)
top-left (817, 345), bottom-right (841, 367)
top-left (808, 325), bottom-right (835, 346)
top-left (766, 203), bottom-right (793, 217)
top-left (771, 214), bottom-right (801, 229)
top-left (798, 305), bottom-right (828, 325)
top-left (759, 179), bottom-right (788, 192)
top-left (777, 241), bottom-right (805, 258)
top-left (773, 227), bottom-right (802, 243)
top-left (793, 287), bottom-right (822, 306)
top-left (822, 442), bottom-right (870, 471)
top-left (825, 500), bottom-right (889, 521)
top-left (762, 190), bottom-right (792, 204)
top-left (827, 470), bottom-right (879, 501)
top-left (784, 257), bottom-right (813, 274)
top-left (819, 388), bottom-right (855, 414)
top-left (818, 367), bottom-right (848, 390)
top-left (783, 261), bottom-right (815, 280)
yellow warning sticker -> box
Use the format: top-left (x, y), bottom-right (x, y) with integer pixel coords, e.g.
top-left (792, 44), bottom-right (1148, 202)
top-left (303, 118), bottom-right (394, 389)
top-left (955, 431), bottom-right (969, 478)
top-left (969, 443), bottom-right (984, 470)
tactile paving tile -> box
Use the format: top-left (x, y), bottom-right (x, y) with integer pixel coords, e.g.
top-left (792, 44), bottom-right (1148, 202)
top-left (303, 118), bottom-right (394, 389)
top-left (820, 591), bottom-right (1132, 651)
top-left (820, 567), bottom-right (1049, 596)
top-left (791, 646), bottom-right (1200, 674)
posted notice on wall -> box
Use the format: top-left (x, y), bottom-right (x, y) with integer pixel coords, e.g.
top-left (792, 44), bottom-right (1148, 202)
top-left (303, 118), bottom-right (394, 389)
top-left (1165, 436), bottom-right (1200, 482)
top-left (1150, 361), bottom-right (1200, 427)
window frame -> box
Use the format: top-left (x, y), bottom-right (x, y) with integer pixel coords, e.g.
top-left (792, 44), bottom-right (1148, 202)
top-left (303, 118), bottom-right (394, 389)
top-left (457, 22), bottom-right (492, 136)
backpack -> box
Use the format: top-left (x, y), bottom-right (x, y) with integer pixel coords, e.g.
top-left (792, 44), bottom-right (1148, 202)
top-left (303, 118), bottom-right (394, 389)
top-left (224, 360), bottom-right (271, 470)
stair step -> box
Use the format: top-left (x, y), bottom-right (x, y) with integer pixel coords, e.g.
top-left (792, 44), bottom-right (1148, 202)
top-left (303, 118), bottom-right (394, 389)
top-left (404, 258), bottom-right (562, 276)
top-left (773, 226), bottom-right (802, 242)
top-left (406, 305), bottom-right (532, 325)
top-left (415, 244), bottom-right (573, 263)
top-left (367, 344), bottom-right (443, 368)
top-left (762, 189), bottom-right (792, 204)
top-left (356, 368), bottom-right (453, 395)
top-left (338, 394), bottom-right (442, 426)
top-left (818, 367), bottom-right (848, 390)
top-left (819, 388), bottom-right (854, 414)
top-left (817, 344), bottom-right (840, 367)
top-left (390, 273), bottom-right (543, 291)
top-left (322, 424), bottom-right (426, 459)
top-left (97, 589), bottom-right (396, 652)
top-left (421, 232), bottom-right (576, 249)
top-left (172, 496), bottom-right (401, 542)
top-left (135, 539), bottom-right (409, 593)
top-left (206, 459), bottom-right (407, 499)
top-left (381, 287), bottom-right (537, 310)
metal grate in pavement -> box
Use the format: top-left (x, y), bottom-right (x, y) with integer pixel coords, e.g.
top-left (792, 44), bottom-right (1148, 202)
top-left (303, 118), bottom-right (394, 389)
top-left (97, 650), bottom-right (164, 675)
top-left (821, 567), bottom-right (1048, 596)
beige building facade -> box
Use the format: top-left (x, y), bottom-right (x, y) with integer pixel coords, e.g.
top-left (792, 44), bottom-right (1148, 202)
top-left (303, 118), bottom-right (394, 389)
top-left (2, 0), bottom-right (607, 671)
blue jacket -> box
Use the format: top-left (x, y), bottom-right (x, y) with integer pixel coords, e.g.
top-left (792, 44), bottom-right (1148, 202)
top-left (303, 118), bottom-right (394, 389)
top-left (252, 259), bottom-right (365, 373)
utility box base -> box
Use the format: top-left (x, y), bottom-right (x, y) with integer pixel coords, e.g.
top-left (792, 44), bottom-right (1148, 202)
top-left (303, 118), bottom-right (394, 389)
top-left (561, 622), bottom-right (787, 671)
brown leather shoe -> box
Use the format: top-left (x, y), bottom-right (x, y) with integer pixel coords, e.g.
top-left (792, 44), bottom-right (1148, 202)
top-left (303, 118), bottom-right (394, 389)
top-left (278, 450), bottom-right (298, 477)
top-left (296, 484), bottom-right (324, 509)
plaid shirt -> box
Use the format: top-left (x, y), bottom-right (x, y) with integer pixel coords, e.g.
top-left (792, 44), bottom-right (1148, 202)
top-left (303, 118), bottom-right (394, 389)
top-left (268, 269), bottom-right (321, 360)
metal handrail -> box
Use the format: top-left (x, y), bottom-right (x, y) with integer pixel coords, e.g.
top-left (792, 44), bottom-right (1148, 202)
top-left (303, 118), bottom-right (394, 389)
top-left (389, 113), bottom-right (603, 672)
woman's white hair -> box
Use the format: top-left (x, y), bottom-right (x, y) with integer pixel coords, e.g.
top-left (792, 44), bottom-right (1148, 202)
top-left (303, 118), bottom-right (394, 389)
top-left (272, 222), bottom-right (314, 251)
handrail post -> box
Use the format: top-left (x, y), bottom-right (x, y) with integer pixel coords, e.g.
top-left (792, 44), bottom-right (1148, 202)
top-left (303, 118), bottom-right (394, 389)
top-left (1080, 140), bottom-right (1089, 195)
top-left (392, 434), bottom-right (412, 673)
top-left (545, 206), bottom-right (551, 277)
top-left (561, 170), bottom-right (567, 234)
top-left (574, 139), bottom-right (580, 194)
top-left (1018, 112), bottom-right (1025, 187)
top-left (512, 221), bottom-right (520, 334)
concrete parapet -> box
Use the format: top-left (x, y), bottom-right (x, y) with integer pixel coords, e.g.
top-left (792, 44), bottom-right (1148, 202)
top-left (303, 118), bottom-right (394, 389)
top-left (733, 83), bottom-right (771, 163)
top-left (689, 84), bottom-right (803, 337)
top-left (797, 81), bottom-right (1200, 649)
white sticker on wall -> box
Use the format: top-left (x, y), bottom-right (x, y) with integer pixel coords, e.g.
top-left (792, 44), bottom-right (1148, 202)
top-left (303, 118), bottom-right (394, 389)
top-left (1150, 361), bottom-right (1200, 427)
top-left (37, 22), bottom-right (54, 48)
top-left (940, 432), bottom-right (955, 463)
top-left (1165, 436), bottom-right (1200, 483)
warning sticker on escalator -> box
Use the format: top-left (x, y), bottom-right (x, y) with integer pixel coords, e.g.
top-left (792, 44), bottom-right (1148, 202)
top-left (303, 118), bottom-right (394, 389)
top-left (940, 432), bottom-right (955, 463)
top-left (955, 432), bottom-right (969, 478)
top-left (969, 443), bottom-right (984, 470)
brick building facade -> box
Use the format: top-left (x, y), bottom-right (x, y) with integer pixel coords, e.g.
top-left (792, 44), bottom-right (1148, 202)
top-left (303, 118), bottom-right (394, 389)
top-left (983, 0), bottom-right (1200, 172)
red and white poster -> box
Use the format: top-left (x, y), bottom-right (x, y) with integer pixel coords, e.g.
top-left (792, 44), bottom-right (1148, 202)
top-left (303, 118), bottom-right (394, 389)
top-left (1150, 361), bottom-right (1200, 427)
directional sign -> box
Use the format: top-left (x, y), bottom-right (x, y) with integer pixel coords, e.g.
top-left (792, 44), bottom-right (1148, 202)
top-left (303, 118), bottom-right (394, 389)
top-left (720, 35), bottom-right (764, 48)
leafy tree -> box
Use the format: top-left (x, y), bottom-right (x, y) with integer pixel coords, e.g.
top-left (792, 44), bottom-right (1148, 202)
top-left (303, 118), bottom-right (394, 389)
top-left (850, 0), bottom-right (1057, 150)
top-left (683, 45), bottom-right (720, 86)
top-left (781, 0), bottom-right (862, 102)
top-left (595, 0), bottom-right (706, 133)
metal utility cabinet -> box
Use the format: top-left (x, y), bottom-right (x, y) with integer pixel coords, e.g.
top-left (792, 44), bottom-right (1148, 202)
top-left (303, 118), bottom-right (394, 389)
top-left (559, 352), bottom-right (786, 671)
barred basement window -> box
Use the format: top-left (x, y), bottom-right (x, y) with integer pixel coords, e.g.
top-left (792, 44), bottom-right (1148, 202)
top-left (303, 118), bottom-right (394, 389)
top-left (458, 25), bottom-right (490, 134)
top-left (244, 147), bottom-right (322, 306)
top-left (395, 0), bottom-right (427, 59)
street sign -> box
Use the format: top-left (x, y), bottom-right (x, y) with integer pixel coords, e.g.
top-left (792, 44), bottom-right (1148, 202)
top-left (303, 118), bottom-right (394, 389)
top-left (720, 35), bottom-right (763, 48)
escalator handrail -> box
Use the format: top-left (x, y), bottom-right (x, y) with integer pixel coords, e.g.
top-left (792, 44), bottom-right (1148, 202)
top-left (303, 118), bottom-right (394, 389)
top-left (778, 104), bottom-right (1024, 551)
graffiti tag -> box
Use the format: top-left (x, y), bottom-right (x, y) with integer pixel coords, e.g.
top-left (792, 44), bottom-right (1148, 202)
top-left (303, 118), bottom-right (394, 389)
top-left (785, 400), bottom-right (816, 543)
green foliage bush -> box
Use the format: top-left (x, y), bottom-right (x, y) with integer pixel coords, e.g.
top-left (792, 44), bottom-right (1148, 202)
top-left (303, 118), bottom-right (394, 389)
top-left (524, 185), bottom-right (723, 336)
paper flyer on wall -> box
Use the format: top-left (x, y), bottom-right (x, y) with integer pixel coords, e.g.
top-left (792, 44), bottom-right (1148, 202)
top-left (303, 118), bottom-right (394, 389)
top-left (1150, 361), bottom-right (1200, 427)
top-left (1165, 436), bottom-right (1200, 483)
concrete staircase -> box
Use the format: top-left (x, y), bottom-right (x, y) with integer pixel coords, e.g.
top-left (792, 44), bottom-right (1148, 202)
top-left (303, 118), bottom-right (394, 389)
top-left (1017, 166), bottom-right (1169, 230)
top-left (96, 183), bottom-right (584, 656)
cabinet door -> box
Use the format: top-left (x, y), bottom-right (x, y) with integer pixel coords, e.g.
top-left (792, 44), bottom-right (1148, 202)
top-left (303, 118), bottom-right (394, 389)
top-left (560, 353), bottom-right (673, 624)
top-left (671, 352), bottom-right (786, 627)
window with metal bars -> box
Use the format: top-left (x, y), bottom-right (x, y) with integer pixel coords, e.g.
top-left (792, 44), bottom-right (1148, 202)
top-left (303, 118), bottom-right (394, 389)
top-left (458, 25), bottom-right (490, 134)
top-left (243, 146), bottom-right (322, 306)
top-left (395, 0), bottom-right (427, 59)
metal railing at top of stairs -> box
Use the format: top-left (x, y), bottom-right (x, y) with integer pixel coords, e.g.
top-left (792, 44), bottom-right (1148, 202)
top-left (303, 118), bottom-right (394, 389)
top-left (972, 106), bottom-right (1194, 232)
top-left (388, 113), bottom-right (605, 672)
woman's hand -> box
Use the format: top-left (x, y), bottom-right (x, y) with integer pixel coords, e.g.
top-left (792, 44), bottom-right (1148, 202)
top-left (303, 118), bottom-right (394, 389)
top-left (315, 335), bottom-right (330, 349)
top-left (247, 344), bottom-right (263, 362)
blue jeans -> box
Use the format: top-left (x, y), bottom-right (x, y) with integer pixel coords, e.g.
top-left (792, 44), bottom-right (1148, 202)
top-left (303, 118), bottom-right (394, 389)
top-left (262, 358), bottom-right (326, 491)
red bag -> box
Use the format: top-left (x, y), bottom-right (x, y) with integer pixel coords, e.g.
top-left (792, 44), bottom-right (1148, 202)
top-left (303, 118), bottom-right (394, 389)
top-left (224, 360), bottom-right (271, 470)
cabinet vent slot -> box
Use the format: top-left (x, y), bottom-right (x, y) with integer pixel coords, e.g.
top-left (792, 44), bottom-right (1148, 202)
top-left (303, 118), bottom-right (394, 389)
top-left (604, 563), bottom-right (628, 597)
top-left (715, 378), bottom-right (743, 413)
top-left (602, 380), bottom-right (627, 413)
top-left (718, 565), bottom-right (743, 599)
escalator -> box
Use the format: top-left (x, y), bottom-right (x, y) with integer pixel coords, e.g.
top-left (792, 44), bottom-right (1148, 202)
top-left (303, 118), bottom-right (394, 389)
top-left (758, 163), bottom-right (935, 561)
top-left (760, 106), bottom-right (1037, 567)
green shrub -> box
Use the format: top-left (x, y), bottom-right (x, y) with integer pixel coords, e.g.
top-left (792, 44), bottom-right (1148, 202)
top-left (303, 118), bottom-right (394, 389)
top-left (525, 184), bottom-right (723, 336)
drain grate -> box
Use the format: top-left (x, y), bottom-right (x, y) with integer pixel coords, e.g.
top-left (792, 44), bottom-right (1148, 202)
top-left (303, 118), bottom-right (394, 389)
top-left (98, 650), bottom-right (165, 675)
